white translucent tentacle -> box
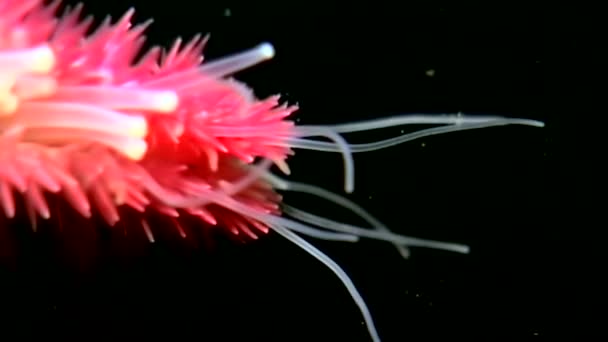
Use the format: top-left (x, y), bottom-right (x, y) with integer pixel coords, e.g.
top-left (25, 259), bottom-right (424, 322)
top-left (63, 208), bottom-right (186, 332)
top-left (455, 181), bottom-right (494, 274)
top-left (318, 114), bottom-right (544, 133)
top-left (282, 204), bottom-right (469, 254)
top-left (272, 116), bottom-right (545, 194)
top-left (289, 117), bottom-right (544, 154)
top-left (269, 223), bottom-right (381, 342)
top-left (292, 126), bottom-right (355, 193)
top-left (263, 172), bottom-right (411, 258)
top-left (199, 42), bottom-right (275, 78)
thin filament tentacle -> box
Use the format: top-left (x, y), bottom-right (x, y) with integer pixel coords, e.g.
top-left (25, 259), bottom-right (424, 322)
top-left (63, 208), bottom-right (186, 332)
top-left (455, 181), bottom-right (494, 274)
top-left (269, 223), bottom-right (381, 342)
top-left (293, 126), bottom-right (355, 193)
top-left (282, 204), bottom-right (470, 254)
top-left (290, 117), bottom-right (545, 154)
top-left (317, 114), bottom-right (544, 133)
top-left (269, 117), bottom-right (545, 192)
top-left (263, 172), bottom-right (411, 258)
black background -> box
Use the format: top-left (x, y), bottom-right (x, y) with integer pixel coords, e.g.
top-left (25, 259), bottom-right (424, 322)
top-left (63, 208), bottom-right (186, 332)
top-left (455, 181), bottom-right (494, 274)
top-left (0, 1), bottom-right (579, 341)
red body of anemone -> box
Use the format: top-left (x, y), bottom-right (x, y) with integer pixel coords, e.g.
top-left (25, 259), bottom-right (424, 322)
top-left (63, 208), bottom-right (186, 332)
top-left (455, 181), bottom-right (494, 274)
top-left (0, 0), bottom-right (296, 241)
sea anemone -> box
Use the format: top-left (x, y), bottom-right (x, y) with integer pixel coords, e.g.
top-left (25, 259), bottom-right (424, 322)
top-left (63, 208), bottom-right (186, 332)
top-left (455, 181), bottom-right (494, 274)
top-left (0, 1), bottom-right (544, 341)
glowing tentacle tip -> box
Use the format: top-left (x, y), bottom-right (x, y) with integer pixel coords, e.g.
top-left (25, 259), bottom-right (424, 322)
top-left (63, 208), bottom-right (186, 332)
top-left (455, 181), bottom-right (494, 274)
top-left (257, 42), bottom-right (276, 60)
top-left (457, 244), bottom-right (470, 254)
top-left (125, 116), bottom-right (149, 138)
top-left (0, 93), bottom-right (18, 115)
top-left (532, 120), bottom-right (545, 127)
top-left (149, 90), bottom-right (179, 113)
top-left (123, 139), bottom-right (148, 161)
top-left (199, 42), bottom-right (277, 78)
top-left (158, 92), bottom-right (179, 112)
top-left (29, 45), bottom-right (56, 73)
top-left (0, 44), bottom-right (55, 73)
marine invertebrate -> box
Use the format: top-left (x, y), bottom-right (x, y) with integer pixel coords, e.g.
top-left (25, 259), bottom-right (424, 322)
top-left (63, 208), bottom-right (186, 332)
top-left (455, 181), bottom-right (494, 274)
top-left (0, 1), bottom-right (544, 340)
